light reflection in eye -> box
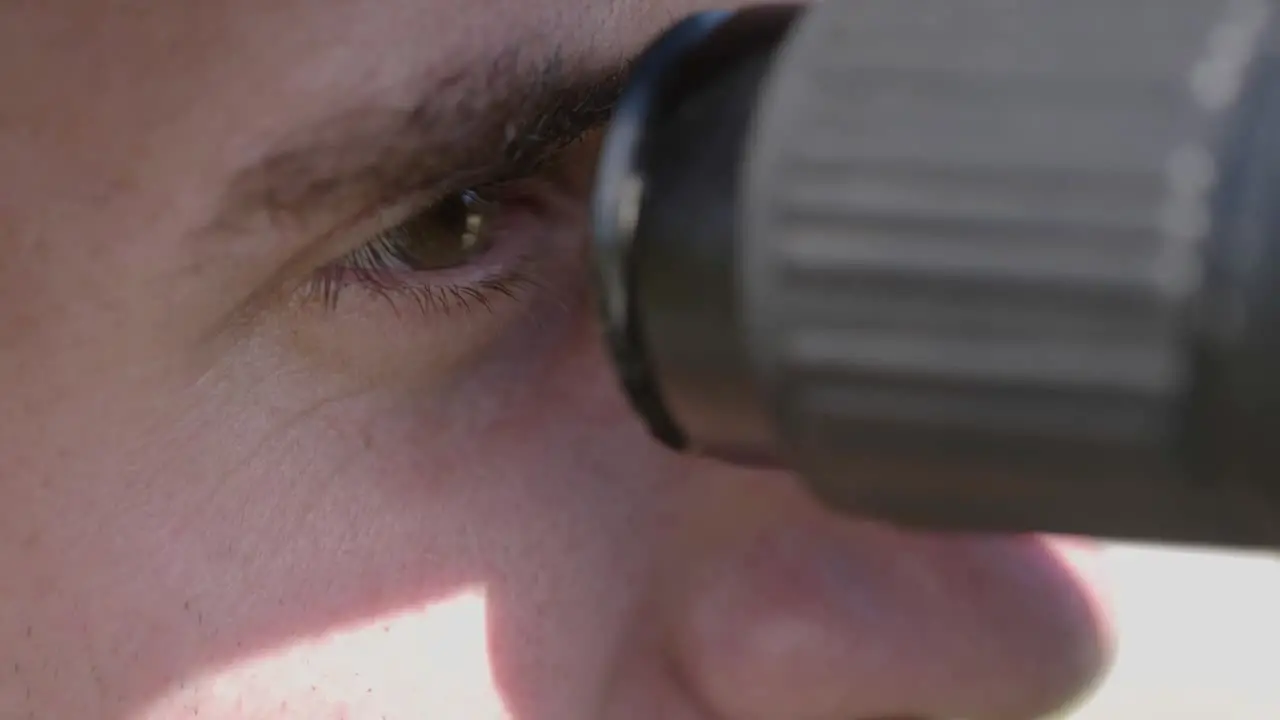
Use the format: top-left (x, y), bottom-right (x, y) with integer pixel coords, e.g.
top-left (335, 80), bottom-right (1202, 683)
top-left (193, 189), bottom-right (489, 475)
top-left (353, 189), bottom-right (497, 274)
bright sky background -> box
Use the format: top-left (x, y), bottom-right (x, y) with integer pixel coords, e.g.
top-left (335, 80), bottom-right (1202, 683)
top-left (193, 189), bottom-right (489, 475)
top-left (1054, 544), bottom-right (1280, 720)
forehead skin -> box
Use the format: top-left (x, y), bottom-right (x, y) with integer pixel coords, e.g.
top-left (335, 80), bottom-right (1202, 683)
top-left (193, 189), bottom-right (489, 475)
top-left (0, 0), bottom-right (704, 230)
top-left (0, 0), bottom-right (729, 313)
top-left (0, 0), bottom-right (636, 186)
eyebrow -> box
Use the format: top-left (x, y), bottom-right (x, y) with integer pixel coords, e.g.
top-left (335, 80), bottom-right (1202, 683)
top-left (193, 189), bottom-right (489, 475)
top-left (208, 45), bottom-right (632, 236)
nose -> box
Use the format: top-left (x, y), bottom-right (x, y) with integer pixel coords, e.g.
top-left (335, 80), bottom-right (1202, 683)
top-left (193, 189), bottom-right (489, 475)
top-left (553, 124), bottom-right (1113, 717)
top-left (661, 465), bottom-right (1114, 720)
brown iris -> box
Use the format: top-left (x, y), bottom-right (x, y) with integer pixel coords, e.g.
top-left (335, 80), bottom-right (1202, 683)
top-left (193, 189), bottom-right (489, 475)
top-left (373, 190), bottom-right (494, 271)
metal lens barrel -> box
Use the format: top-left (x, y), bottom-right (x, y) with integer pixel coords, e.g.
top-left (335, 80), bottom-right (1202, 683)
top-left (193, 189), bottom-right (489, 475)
top-left (593, 0), bottom-right (1280, 548)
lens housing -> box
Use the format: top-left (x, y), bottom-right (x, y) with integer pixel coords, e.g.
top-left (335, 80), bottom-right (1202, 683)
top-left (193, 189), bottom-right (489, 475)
top-left (591, 6), bottom-right (802, 465)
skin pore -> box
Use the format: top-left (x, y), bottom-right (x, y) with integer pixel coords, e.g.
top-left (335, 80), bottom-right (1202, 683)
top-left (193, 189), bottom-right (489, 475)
top-left (0, 1), bottom-right (1113, 719)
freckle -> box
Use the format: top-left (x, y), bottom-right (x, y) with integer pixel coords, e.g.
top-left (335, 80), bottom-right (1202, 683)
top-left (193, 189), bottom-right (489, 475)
top-left (25, 626), bottom-right (31, 638)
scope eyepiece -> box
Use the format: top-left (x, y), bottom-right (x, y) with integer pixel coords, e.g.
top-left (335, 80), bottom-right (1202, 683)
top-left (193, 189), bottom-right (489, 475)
top-left (592, 0), bottom-right (1280, 548)
top-left (592, 6), bottom-right (803, 466)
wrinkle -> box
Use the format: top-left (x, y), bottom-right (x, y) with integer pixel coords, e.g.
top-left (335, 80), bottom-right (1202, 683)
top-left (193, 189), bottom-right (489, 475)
top-left (218, 383), bottom-right (380, 483)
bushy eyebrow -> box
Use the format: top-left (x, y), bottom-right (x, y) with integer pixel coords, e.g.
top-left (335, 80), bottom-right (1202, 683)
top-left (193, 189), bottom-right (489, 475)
top-left (206, 45), bottom-right (631, 237)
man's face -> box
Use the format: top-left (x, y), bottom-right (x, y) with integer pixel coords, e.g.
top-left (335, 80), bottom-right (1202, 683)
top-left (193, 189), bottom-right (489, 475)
top-left (0, 2), bottom-right (1112, 718)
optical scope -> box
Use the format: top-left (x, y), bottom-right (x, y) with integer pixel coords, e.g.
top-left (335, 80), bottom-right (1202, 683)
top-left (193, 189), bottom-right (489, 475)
top-left (591, 0), bottom-right (1280, 548)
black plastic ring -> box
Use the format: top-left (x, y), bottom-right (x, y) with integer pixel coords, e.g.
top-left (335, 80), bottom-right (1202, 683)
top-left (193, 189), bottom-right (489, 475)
top-left (590, 11), bottom-right (734, 449)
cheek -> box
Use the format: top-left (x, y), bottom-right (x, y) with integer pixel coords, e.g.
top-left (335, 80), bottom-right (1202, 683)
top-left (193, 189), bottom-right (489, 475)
top-left (104, 281), bottom-right (672, 720)
top-left (6, 178), bottom-right (680, 720)
top-left (139, 587), bottom-right (511, 720)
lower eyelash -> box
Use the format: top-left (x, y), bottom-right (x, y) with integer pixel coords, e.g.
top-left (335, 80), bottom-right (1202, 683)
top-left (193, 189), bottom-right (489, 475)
top-left (375, 270), bottom-right (536, 318)
top-left (303, 254), bottom-right (540, 318)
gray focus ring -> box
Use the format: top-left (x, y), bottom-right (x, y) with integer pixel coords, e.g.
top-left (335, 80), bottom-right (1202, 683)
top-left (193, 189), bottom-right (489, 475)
top-left (740, 0), bottom-right (1276, 535)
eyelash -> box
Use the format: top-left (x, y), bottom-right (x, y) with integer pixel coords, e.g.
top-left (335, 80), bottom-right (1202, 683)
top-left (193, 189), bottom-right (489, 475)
top-left (304, 187), bottom-right (538, 316)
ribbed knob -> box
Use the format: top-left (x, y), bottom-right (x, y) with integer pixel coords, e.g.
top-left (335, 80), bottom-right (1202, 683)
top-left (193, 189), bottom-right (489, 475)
top-left (740, 0), bottom-right (1278, 538)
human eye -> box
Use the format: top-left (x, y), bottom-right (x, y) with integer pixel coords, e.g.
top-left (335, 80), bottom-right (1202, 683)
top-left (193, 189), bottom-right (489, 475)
top-left (303, 181), bottom-right (543, 318)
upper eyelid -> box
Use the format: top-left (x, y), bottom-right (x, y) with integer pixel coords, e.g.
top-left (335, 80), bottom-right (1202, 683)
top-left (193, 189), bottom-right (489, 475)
top-left (308, 127), bottom-right (602, 283)
top-left (236, 140), bottom-right (570, 329)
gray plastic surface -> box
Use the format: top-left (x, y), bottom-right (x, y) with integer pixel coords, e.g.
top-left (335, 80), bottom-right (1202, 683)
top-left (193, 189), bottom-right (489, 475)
top-left (739, 0), bottom-right (1280, 542)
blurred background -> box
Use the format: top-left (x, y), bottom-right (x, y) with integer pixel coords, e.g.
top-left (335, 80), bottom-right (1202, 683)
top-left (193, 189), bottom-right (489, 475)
top-left (1054, 544), bottom-right (1280, 719)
